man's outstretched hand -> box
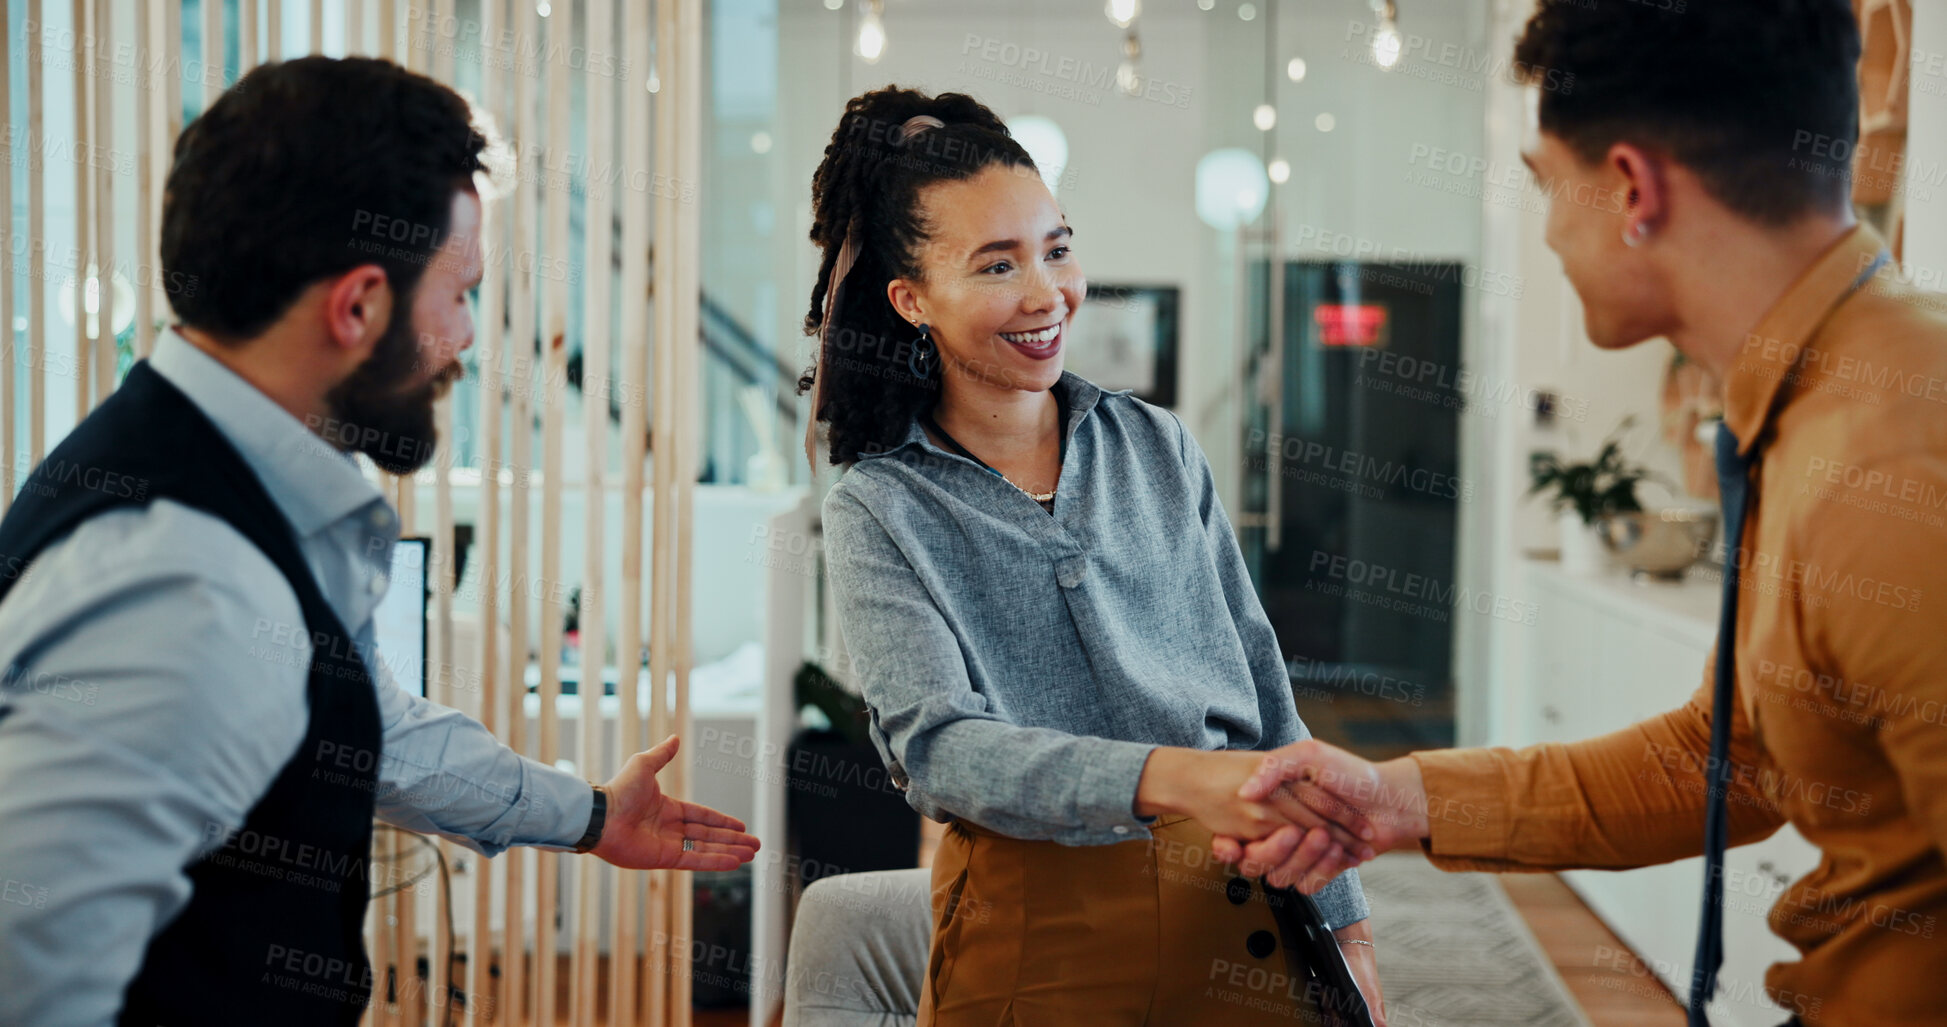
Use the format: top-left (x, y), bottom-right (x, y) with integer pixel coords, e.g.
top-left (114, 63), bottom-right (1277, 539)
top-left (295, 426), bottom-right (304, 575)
top-left (590, 735), bottom-right (761, 871)
top-left (1208, 739), bottom-right (1431, 892)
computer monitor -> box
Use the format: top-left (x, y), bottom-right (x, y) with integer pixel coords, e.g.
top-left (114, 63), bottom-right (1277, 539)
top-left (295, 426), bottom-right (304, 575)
top-left (371, 536), bottom-right (429, 697)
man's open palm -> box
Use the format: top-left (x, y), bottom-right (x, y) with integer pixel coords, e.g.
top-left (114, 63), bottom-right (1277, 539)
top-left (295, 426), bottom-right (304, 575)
top-left (590, 735), bottom-right (761, 871)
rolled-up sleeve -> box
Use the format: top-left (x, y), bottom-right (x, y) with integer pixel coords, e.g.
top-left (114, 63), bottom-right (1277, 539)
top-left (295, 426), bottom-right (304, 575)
top-left (1174, 412), bottom-right (1370, 928)
top-left (823, 485), bottom-right (1160, 844)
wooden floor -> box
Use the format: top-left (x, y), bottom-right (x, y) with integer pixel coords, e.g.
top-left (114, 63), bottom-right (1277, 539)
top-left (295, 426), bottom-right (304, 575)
top-left (1500, 871), bottom-right (1687, 1026)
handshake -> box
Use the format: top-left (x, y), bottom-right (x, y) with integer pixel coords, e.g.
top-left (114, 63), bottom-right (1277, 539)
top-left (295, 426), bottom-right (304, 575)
top-left (1137, 740), bottom-right (1433, 893)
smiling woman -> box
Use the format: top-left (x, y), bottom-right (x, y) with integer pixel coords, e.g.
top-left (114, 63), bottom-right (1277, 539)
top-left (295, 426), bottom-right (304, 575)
top-left (798, 85), bottom-right (1382, 1027)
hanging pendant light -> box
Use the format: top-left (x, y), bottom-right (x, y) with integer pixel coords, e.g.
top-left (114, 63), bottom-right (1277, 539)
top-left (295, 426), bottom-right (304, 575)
top-left (1371, 0), bottom-right (1402, 70)
top-left (856, 0), bottom-right (886, 64)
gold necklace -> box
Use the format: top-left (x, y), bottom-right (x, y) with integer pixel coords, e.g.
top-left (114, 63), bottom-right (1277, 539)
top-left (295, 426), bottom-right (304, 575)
top-left (923, 406), bottom-right (1065, 504)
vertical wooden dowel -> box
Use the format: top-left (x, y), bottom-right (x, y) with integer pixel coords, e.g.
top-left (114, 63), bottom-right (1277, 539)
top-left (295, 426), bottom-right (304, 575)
top-left (573, 2), bottom-right (612, 1022)
top-left (93, 0), bottom-right (113, 403)
top-left (74, 0), bottom-right (93, 416)
top-left (202, 0), bottom-right (222, 107)
top-left (240, 0), bottom-right (257, 72)
top-left (163, 0), bottom-right (181, 186)
top-left (610, 0), bottom-right (653, 1015)
top-left (429, 411), bottom-right (456, 1025)
top-left (346, 0), bottom-right (362, 56)
top-left (310, 0), bottom-right (323, 55)
top-left (432, 0), bottom-right (453, 80)
top-left (29, 0), bottom-right (46, 465)
top-left (466, 2), bottom-right (506, 1022)
top-left (155, 0), bottom-right (180, 381)
top-left (267, 0), bottom-right (281, 62)
top-left (2, 2), bottom-right (14, 509)
top-left (670, 4), bottom-right (702, 1021)
top-left (503, 0), bottom-right (540, 1014)
top-left (134, 0), bottom-right (154, 361)
top-left (648, 0), bottom-right (679, 1015)
top-left (426, 0), bottom-right (462, 999)
top-left (536, 0), bottom-right (574, 1015)
top-left (377, 0), bottom-right (395, 66)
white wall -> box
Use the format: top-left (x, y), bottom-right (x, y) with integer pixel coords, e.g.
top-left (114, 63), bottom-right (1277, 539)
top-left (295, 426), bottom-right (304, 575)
top-left (1910, 1), bottom-right (1947, 284)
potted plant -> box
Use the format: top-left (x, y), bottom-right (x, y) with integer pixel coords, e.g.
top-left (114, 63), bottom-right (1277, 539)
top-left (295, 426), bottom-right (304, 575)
top-left (1528, 417), bottom-right (1657, 574)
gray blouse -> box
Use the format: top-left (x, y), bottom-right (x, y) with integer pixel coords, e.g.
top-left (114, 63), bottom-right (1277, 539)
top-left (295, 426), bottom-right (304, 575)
top-left (821, 371), bottom-right (1369, 927)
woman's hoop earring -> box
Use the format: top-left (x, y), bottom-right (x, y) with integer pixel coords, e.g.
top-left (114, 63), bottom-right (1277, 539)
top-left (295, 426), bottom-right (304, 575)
top-left (908, 323), bottom-right (936, 380)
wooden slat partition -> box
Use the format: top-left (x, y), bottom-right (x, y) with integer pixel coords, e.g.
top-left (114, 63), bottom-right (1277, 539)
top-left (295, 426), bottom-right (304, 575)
top-left (3, 1), bottom-right (708, 1022)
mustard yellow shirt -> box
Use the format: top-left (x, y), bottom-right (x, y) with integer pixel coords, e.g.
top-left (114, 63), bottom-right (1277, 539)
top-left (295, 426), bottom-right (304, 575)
top-left (1413, 225), bottom-right (1947, 1026)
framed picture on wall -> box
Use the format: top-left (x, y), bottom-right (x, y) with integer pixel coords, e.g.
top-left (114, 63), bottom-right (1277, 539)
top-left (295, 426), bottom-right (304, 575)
top-left (1063, 283), bottom-right (1180, 408)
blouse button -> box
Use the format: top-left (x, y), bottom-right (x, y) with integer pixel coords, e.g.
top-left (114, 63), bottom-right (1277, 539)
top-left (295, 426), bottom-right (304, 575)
top-left (1246, 930), bottom-right (1277, 959)
top-left (1056, 558), bottom-right (1086, 588)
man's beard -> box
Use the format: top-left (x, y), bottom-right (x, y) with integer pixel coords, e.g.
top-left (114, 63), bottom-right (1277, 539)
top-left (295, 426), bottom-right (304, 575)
top-left (323, 306), bottom-right (464, 476)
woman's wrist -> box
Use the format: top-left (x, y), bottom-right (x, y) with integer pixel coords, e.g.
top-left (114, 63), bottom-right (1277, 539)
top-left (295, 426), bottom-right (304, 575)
top-left (1133, 747), bottom-right (1195, 818)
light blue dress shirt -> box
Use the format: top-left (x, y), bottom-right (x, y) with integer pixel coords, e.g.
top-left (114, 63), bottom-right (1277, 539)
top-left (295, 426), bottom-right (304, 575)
top-left (821, 371), bottom-right (1368, 929)
top-left (0, 329), bottom-right (591, 1027)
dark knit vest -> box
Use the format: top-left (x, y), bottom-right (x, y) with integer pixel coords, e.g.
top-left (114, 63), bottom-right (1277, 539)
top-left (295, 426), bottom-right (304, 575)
top-left (0, 361), bottom-right (380, 1025)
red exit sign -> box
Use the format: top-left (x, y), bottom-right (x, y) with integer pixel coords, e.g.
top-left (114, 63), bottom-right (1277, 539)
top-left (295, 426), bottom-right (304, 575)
top-left (1313, 304), bottom-right (1388, 347)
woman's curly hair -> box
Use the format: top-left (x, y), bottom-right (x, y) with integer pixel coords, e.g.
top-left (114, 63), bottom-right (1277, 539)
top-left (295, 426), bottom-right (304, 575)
top-left (797, 87), bottom-right (1037, 467)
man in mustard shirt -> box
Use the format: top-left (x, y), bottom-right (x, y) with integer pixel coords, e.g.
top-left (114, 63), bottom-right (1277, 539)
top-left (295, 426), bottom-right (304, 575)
top-left (1212, 2), bottom-right (1946, 1026)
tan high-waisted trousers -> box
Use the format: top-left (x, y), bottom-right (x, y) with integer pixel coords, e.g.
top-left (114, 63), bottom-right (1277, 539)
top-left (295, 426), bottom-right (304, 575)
top-left (917, 815), bottom-right (1335, 1026)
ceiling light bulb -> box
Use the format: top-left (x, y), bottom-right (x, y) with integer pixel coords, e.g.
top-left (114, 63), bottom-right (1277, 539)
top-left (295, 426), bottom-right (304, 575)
top-left (1252, 103), bottom-right (1277, 131)
top-left (1373, 19), bottom-right (1402, 69)
top-left (1238, 3), bottom-right (1257, 21)
top-left (1287, 57), bottom-right (1307, 82)
top-left (1105, 0), bottom-right (1140, 29)
top-left (1268, 158), bottom-right (1290, 184)
top-left (856, 4), bottom-right (886, 64)
top-left (1315, 112), bottom-right (1336, 132)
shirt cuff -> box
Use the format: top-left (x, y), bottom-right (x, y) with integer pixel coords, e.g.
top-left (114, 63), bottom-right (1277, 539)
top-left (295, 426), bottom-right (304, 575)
top-left (1314, 866), bottom-right (1370, 928)
top-left (495, 755), bottom-right (595, 853)
top-left (1409, 748), bottom-right (1516, 872)
top-left (1080, 738), bottom-right (1161, 838)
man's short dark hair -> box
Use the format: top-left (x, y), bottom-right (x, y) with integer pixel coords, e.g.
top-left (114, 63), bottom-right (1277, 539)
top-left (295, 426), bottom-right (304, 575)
top-left (160, 56), bottom-right (489, 341)
top-left (1514, 0), bottom-right (1860, 226)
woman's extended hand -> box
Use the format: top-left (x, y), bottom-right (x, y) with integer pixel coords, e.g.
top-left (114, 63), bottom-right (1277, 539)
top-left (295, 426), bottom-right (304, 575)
top-left (1134, 748), bottom-right (1376, 861)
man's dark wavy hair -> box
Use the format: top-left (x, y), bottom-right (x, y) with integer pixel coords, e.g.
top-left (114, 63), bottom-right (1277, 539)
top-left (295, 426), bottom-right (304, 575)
top-left (796, 86), bottom-right (1038, 466)
top-left (1514, 0), bottom-right (1860, 226)
top-left (160, 56), bottom-right (489, 342)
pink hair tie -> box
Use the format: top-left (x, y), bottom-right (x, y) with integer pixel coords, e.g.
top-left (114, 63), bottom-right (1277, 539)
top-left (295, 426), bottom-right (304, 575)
top-left (896, 114), bottom-right (945, 143)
